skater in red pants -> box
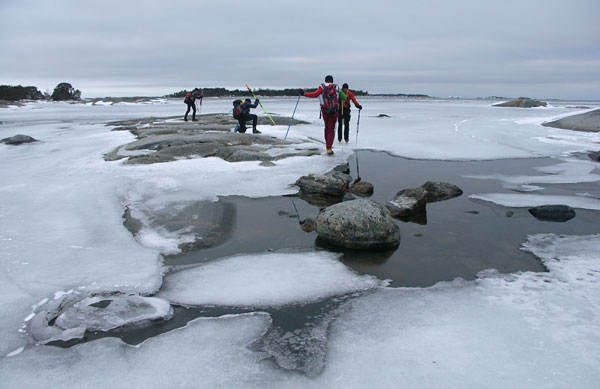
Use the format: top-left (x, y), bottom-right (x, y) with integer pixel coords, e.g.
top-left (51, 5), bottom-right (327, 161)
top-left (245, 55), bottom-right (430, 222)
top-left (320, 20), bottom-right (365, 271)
top-left (300, 75), bottom-right (347, 155)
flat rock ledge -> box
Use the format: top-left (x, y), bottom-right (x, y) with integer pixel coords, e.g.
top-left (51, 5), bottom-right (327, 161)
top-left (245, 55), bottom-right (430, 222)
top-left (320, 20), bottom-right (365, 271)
top-left (103, 114), bottom-right (318, 164)
top-left (316, 199), bottom-right (400, 249)
top-left (542, 108), bottom-right (600, 133)
top-left (1, 134), bottom-right (38, 145)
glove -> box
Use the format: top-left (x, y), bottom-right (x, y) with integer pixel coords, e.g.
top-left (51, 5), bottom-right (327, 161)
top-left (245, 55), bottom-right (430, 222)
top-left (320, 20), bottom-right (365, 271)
top-left (299, 89), bottom-right (305, 96)
top-left (357, 104), bottom-right (363, 110)
top-left (255, 98), bottom-right (260, 104)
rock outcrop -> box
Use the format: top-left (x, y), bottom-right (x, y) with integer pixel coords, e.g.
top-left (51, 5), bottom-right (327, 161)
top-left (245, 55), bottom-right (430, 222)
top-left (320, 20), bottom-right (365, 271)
top-left (421, 181), bottom-right (463, 203)
top-left (316, 199), bottom-right (400, 249)
top-left (493, 98), bottom-right (547, 108)
top-left (542, 108), bottom-right (600, 133)
top-left (1, 134), bottom-right (38, 145)
top-left (386, 187), bottom-right (428, 219)
top-left (103, 114), bottom-right (319, 164)
top-left (386, 181), bottom-right (462, 224)
top-left (295, 174), bottom-right (346, 198)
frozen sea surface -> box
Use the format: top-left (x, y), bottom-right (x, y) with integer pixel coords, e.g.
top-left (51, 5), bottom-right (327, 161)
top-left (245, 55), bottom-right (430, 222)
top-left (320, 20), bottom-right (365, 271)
top-left (1, 98), bottom-right (599, 387)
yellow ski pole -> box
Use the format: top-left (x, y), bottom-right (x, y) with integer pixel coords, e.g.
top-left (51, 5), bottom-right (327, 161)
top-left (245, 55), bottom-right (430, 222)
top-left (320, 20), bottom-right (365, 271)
top-left (245, 83), bottom-right (276, 125)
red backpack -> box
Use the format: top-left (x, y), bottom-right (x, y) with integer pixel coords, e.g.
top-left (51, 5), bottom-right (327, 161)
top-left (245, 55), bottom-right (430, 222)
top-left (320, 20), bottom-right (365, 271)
top-left (184, 92), bottom-right (193, 104)
top-left (320, 83), bottom-right (339, 114)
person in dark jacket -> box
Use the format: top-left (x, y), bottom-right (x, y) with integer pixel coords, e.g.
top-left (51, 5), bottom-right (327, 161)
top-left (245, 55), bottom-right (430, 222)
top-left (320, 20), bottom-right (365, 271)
top-left (184, 88), bottom-right (203, 121)
top-left (337, 83), bottom-right (362, 143)
top-left (235, 98), bottom-right (261, 134)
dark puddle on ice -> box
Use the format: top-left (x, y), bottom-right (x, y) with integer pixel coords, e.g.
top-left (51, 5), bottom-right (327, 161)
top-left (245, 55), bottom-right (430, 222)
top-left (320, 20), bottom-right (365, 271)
top-left (167, 151), bottom-right (599, 287)
top-left (51, 151), bottom-right (600, 376)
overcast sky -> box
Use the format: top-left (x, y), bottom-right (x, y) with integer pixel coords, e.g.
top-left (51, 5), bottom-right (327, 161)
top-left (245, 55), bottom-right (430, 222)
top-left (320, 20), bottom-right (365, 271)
top-left (1, 0), bottom-right (599, 99)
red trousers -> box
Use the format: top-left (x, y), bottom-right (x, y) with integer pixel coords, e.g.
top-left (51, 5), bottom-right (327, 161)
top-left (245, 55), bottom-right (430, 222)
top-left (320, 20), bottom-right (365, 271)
top-left (322, 111), bottom-right (338, 150)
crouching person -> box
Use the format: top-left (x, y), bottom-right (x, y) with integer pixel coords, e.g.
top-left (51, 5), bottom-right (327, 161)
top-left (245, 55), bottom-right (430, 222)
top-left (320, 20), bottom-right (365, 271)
top-left (233, 98), bottom-right (261, 134)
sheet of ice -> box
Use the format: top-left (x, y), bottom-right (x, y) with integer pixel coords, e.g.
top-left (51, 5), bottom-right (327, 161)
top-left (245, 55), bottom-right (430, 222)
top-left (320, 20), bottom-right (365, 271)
top-left (2, 313), bottom-right (287, 388)
top-left (3, 235), bottom-right (599, 388)
top-left (158, 251), bottom-right (384, 307)
top-left (469, 193), bottom-right (600, 210)
top-left (306, 233), bottom-right (600, 388)
top-left (271, 98), bottom-right (600, 161)
top-left (0, 118), bottom-right (164, 356)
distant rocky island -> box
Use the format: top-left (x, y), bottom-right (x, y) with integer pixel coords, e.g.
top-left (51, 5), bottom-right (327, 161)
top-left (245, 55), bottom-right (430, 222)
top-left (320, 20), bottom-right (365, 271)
top-left (493, 98), bottom-right (548, 108)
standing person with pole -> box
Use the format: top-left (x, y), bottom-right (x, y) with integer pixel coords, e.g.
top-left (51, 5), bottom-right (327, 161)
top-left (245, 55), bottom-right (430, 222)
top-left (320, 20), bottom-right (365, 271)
top-left (184, 88), bottom-right (202, 122)
top-left (338, 83), bottom-right (362, 143)
top-left (299, 75), bottom-right (346, 155)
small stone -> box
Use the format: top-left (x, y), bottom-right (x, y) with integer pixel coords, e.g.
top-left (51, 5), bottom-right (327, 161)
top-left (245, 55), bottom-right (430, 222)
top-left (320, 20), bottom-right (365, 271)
top-left (351, 181), bottom-right (374, 197)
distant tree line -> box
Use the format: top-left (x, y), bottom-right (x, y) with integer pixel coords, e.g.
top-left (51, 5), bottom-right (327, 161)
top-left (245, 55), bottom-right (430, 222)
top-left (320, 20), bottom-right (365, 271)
top-left (0, 82), bottom-right (81, 101)
top-left (0, 85), bottom-right (46, 101)
top-left (370, 93), bottom-right (431, 98)
top-left (166, 87), bottom-right (369, 98)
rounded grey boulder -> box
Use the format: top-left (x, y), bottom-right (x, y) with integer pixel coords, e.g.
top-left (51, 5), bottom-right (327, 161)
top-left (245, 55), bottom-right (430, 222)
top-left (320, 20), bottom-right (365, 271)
top-left (528, 205), bottom-right (576, 222)
top-left (1, 134), bottom-right (38, 145)
top-left (316, 199), bottom-right (400, 249)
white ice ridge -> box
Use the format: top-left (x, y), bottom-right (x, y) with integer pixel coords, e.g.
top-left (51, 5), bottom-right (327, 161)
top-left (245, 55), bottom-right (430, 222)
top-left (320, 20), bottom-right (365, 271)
top-left (465, 159), bottom-right (600, 187)
top-left (469, 193), bottom-right (600, 210)
top-left (158, 251), bottom-right (384, 307)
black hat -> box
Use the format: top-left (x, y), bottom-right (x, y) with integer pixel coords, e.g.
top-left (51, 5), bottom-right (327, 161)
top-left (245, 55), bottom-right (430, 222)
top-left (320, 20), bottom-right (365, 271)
top-left (325, 75), bottom-right (333, 83)
top-left (342, 83), bottom-right (349, 89)
top-left (245, 98), bottom-right (251, 102)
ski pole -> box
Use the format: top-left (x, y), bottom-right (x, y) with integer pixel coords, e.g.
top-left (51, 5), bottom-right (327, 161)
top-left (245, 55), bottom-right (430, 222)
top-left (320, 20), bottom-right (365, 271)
top-left (285, 94), bottom-right (301, 139)
top-left (291, 200), bottom-right (304, 224)
top-left (245, 84), bottom-right (276, 125)
top-left (353, 109), bottom-right (362, 184)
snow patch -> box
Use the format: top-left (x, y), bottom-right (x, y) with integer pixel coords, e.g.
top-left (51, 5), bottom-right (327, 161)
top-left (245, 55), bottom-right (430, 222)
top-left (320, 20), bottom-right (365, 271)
top-left (158, 251), bottom-right (384, 307)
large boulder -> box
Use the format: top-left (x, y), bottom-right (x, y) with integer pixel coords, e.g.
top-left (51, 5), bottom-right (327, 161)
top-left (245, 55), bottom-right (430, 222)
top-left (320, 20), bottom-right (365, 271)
top-left (543, 108), bottom-right (600, 132)
top-left (494, 98), bottom-right (547, 108)
top-left (528, 205), bottom-right (576, 222)
top-left (1, 134), bottom-right (38, 145)
top-left (316, 199), bottom-right (400, 249)
top-left (295, 174), bottom-right (346, 197)
top-left (421, 181), bottom-right (463, 203)
top-left (589, 151), bottom-right (600, 162)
